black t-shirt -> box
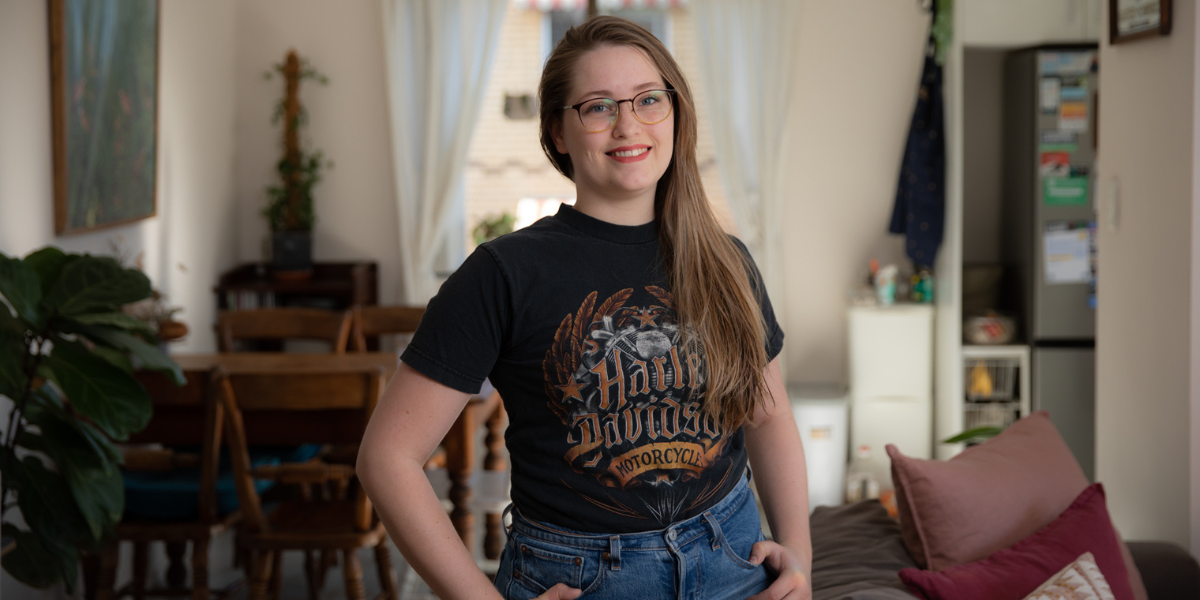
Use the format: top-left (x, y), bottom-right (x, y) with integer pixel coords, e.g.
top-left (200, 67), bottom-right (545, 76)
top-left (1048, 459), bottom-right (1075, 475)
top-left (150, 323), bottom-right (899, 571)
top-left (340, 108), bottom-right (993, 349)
top-left (401, 204), bottom-right (784, 533)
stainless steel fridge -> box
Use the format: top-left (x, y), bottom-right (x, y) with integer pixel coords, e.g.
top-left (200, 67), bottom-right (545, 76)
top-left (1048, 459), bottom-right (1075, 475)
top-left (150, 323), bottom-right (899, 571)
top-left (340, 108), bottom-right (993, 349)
top-left (1002, 45), bottom-right (1098, 480)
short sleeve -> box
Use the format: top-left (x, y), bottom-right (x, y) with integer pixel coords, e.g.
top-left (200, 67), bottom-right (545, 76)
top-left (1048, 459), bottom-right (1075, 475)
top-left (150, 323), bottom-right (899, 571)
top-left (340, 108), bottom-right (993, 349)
top-left (400, 246), bottom-right (511, 394)
top-left (729, 236), bottom-right (785, 361)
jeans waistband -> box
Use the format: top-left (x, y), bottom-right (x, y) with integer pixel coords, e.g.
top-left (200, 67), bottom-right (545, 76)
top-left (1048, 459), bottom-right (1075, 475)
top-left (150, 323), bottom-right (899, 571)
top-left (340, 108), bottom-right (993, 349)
top-left (504, 470), bottom-right (753, 553)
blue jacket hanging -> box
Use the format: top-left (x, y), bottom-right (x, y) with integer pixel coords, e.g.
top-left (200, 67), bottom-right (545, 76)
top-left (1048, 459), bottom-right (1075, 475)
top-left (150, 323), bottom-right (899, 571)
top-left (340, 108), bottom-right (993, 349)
top-left (889, 36), bottom-right (945, 271)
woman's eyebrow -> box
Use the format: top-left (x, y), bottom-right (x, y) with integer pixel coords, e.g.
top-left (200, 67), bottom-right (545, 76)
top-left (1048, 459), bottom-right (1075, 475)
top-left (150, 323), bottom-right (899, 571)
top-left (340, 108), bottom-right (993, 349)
top-left (575, 81), bottom-right (663, 99)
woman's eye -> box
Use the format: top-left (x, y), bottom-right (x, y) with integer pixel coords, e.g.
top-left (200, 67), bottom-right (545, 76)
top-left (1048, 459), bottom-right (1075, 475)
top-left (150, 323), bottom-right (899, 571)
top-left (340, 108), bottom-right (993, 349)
top-left (585, 102), bottom-right (614, 114)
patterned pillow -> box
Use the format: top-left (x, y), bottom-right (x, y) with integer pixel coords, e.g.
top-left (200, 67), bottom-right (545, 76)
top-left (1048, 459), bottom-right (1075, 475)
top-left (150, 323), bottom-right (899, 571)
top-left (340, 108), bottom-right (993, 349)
top-left (1024, 552), bottom-right (1115, 600)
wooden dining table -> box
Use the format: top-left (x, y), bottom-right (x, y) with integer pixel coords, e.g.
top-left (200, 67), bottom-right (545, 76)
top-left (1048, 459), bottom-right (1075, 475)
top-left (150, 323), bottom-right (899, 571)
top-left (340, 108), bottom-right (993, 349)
top-left (137, 352), bottom-right (507, 559)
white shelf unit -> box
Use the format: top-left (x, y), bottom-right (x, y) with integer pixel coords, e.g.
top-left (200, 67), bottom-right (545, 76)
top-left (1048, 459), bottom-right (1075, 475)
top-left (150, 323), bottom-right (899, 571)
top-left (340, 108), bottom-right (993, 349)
top-left (848, 305), bottom-right (935, 462)
top-left (960, 345), bottom-right (1031, 436)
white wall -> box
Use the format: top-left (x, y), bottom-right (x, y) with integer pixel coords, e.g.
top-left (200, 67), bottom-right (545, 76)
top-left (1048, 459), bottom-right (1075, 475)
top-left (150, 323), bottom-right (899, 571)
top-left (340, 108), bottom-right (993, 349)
top-left (1096, 1), bottom-right (1195, 547)
top-left (232, 0), bottom-right (401, 304)
top-left (781, 1), bottom-right (930, 384)
top-left (0, 0), bottom-right (239, 355)
top-left (1192, 0), bottom-right (1200, 556)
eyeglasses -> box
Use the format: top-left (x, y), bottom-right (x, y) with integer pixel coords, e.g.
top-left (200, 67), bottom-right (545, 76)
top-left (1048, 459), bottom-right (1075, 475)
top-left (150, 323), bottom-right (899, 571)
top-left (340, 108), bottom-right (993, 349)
top-left (562, 89), bottom-right (675, 133)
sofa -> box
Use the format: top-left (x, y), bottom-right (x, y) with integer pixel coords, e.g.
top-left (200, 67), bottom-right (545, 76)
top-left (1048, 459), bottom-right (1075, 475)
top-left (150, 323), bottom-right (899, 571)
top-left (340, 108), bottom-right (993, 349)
top-left (806, 412), bottom-right (1200, 600)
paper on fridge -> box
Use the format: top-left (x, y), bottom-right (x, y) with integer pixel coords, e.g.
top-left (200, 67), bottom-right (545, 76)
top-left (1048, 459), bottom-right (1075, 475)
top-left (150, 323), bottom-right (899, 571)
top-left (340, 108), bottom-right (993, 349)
top-left (1044, 228), bottom-right (1091, 284)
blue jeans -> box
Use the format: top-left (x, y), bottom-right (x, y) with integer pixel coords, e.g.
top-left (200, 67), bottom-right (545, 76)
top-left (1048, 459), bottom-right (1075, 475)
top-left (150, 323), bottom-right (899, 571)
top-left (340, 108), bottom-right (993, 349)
top-left (493, 473), bottom-right (771, 599)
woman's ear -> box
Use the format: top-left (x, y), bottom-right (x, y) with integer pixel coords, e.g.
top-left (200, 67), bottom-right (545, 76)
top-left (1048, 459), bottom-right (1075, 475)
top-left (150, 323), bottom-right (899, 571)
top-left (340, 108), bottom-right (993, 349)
top-left (551, 119), bottom-right (568, 155)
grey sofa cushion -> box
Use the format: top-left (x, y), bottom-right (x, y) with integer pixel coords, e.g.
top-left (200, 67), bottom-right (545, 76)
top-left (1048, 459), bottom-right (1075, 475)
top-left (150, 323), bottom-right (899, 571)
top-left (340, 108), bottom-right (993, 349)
top-left (810, 500), bottom-right (918, 600)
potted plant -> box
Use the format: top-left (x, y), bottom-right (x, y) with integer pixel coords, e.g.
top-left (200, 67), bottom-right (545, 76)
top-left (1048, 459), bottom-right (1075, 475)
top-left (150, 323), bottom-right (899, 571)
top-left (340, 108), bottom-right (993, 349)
top-left (262, 49), bottom-right (331, 279)
top-left (0, 247), bottom-right (183, 591)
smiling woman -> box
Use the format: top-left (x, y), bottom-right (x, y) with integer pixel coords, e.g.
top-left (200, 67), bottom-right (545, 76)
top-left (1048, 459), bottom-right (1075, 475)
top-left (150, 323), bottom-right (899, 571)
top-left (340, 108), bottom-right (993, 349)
top-left (358, 15), bottom-right (812, 600)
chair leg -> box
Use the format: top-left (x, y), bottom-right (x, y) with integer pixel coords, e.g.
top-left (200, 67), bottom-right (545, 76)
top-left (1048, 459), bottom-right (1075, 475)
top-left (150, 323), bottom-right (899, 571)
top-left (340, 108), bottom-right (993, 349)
top-left (373, 541), bottom-right (397, 600)
top-left (342, 548), bottom-right (365, 600)
top-left (270, 551), bottom-right (283, 600)
top-left (165, 541), bottom-right (188, 589)
top-left (303, 551), bottom-right (322, 600)
top-left (94, 543), bottom-right (120, 600)
top-left (248, 551), bottom-right (274, 600)
top-left (132, 542), bottom-right (149, 600)
top-left (190, 538), bottom-right (209, 600)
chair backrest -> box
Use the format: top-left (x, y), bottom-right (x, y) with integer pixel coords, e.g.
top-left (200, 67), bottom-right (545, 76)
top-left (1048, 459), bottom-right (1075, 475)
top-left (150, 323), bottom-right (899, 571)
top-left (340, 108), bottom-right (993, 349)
top-left (128, 369), bottom-right (226, 523)
top-left (215, 364), bottom-right (385, 534)
top-left (217, 308), bottom-right (352, 354)
top-left (350, 305), bottom-right (425, 352)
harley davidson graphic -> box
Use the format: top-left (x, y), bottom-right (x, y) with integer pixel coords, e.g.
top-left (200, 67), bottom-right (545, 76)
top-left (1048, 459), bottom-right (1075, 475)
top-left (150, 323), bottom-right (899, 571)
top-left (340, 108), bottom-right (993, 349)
top-left (543, 287), bottom-right (735, 523)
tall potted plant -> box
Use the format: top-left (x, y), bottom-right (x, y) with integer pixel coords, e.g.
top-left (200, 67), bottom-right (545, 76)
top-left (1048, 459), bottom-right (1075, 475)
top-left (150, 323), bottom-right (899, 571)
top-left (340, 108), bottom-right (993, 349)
top-left (262, 49), bottom-right (330, 278)
top-left (0, 248), bottom-right (183, 590)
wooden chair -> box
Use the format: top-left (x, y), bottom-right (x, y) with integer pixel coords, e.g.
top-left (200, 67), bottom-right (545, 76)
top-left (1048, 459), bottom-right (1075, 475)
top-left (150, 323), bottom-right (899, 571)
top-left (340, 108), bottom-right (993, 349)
top-left (217, 308), bottom-right (352, 354)
top-left (349, 305), bottom-right (424, 353)
top-left (214, 364), bottom-right (396, 600)
top-left (91, 369), bottom-right (237, 600)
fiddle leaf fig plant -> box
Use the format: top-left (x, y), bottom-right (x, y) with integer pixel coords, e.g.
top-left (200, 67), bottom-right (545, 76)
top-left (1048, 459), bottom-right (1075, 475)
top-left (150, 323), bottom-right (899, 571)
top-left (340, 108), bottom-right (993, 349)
top-left (0, 247), bottom-right (183, 591)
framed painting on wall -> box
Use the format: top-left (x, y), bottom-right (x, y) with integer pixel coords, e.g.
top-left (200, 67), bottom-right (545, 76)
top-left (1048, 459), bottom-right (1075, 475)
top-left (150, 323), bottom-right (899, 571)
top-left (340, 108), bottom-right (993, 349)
top-left (49, 0), bottom-right (160, 236)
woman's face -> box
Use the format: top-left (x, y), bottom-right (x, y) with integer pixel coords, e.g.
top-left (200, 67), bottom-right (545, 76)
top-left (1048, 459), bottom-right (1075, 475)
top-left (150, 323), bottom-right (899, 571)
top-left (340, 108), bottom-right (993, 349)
top-left (553, 44), bottom-right (674, 209)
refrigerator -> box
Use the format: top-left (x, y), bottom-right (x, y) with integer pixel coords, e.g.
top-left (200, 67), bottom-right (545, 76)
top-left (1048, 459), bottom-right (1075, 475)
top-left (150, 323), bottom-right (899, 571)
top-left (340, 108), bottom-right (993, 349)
top-left (1001, 46), bottom-right (1098, 480)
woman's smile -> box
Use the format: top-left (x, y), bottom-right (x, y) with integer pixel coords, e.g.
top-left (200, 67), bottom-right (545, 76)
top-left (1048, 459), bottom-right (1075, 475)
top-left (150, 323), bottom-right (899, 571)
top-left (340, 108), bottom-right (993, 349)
top-left (607, 144), bottom-right (652, 162)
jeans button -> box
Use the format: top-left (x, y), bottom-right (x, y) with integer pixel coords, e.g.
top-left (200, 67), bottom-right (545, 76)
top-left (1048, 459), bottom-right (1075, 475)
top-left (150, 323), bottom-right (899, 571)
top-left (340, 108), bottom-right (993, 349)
top-left (667, 528), bottom-right (677, 541)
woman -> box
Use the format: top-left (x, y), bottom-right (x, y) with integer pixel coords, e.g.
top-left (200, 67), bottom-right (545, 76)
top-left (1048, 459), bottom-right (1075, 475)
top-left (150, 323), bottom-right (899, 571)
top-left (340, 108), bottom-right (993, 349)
top-left (358, 16), bottom-right (812, 600)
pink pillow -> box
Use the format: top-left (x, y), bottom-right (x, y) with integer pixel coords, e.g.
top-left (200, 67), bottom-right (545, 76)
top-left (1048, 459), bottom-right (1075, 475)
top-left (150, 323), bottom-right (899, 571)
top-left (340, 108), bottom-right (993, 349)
top-left (887, 411), bottom-right (1148, 598)
top-left (898, 484), bottom-right (1134, 600)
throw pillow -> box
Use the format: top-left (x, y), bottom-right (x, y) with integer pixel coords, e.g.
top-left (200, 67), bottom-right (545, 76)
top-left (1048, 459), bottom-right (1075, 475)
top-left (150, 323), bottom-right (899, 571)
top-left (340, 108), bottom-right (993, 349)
top-left (887, 411), bottom-right (1148, 599)
top-left (898, 484), bottom-right (1134, 600)
top-left (1024, 552), bottom-right (1115, 600)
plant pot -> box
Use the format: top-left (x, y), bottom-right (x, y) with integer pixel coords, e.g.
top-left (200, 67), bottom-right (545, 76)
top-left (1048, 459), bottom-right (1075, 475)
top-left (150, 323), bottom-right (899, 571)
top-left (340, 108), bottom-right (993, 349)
top-left (272, 231), bottom-right (313, 277)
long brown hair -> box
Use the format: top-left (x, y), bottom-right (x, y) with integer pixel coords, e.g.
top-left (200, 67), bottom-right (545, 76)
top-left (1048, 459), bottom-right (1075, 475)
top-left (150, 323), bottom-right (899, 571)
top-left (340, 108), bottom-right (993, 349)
top-left (538, 16), bottom-right (772, 431)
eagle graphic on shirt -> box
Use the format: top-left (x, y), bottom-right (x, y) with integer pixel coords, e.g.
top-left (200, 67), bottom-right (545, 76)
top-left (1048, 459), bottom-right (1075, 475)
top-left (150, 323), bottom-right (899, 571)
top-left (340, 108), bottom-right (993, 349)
top-left (543, 286), bottom-right (736, 524)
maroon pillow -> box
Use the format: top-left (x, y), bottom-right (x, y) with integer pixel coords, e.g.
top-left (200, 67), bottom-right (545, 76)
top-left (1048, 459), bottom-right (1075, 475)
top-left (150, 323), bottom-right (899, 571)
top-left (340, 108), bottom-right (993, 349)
top-left (898, 483), bottom-right (1135, 600)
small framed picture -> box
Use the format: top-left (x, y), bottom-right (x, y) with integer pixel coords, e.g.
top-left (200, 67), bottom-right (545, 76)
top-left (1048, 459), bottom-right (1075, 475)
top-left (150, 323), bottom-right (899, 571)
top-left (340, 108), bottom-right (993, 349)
top-left (1109, 0), bottom-right (1172, 45)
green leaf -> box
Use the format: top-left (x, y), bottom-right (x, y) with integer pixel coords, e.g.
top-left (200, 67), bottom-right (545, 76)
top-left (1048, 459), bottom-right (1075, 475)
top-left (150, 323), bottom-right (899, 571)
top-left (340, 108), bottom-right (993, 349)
top-left (0, 253), bottom-right (43, 327)
top-left (90, 345), bottom-right (134, 374)
top-left (62, 462), bottom-right (123, 548)
top-left (76, 325), bottom-right (183, 386)
top-left (23, 247), bottom-right (71, 297)
top-left (1, 524), bottom-right (64, 590)
top-left (65, 312), bottom-right (156, 337)
top-left (25, 392), bottom-right (119, 475)
top-left (43, 341), bottom-right (152, 440)
top-left (43, 256), bottom-right (151, 317)
top-left (941, 426), bottom-right (1004, 445)
top-left (0, 320), bottom-right (26, 401)
top-left (14, 456), bottom-right (96, 552)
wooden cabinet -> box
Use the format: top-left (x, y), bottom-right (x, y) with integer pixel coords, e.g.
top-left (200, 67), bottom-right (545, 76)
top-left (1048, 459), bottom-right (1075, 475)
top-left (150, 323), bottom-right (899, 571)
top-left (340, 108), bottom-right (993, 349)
top-left (214, 262), bottom-right (377, 311)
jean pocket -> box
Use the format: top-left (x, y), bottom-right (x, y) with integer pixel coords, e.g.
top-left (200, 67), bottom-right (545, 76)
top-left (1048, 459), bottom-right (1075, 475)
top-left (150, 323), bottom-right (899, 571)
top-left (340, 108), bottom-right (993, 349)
top-left (508, 536), bottom-right (587, 597)
top-left (713, 505), bottom-right (766, 570)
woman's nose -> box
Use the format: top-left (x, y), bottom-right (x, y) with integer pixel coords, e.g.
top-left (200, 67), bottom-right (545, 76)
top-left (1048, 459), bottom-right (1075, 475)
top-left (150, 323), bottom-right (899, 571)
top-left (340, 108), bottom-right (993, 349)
top-left (611, 100), bottom-right (639, 136)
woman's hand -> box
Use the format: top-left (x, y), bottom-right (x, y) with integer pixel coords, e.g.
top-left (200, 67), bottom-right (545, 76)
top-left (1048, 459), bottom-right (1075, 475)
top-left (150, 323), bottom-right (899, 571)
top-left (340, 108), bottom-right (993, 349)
top-left (746, 540), bottom-right (811, 600)
top-left (534, 583), bottom-right (582, 599)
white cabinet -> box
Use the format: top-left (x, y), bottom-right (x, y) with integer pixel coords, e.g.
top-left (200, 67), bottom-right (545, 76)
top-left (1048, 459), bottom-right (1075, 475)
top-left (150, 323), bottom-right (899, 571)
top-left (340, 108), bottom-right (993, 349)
top-left (960, 0), bottom-right (1102, 47)
top-left (848, 305), bottom-right (935, 460)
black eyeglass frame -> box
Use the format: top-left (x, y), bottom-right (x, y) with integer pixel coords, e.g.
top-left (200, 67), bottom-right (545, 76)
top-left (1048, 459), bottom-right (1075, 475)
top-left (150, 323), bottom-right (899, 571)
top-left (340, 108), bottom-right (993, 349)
top-left (561, 89), bottom-right (677, 132)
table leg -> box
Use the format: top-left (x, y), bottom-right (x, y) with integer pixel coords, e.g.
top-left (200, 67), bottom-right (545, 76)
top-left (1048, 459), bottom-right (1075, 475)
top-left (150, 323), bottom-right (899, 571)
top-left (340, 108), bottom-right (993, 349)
top-left (444, 404), bottom-right (477, 556)
top-left (483, 403), bottom-right (507, 560)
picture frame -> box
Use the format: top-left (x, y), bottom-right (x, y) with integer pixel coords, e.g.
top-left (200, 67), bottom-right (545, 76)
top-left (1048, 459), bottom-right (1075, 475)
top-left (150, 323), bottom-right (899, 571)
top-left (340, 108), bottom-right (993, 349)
top-left (49, 0), bottom-right (160, 236)
top-left (1109, 0), bottom-right (1172, 45)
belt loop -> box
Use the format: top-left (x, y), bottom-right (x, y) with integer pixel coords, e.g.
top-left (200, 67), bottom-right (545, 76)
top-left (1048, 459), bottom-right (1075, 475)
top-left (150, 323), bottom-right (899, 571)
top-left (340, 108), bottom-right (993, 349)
top-left (502, 503), bottom-right (515, 537)
top-left (702, 511), bottom-right (722, 550)
top-left (608, 536), bottom-right (621, 571)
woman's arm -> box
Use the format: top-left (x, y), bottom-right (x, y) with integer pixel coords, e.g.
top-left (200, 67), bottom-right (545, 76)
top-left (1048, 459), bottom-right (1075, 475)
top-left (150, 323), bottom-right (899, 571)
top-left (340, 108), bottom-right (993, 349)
top-left (358, 364), bottom-right (580, 600)
top-left (744, 357), bottom-right (813, 600)
top-left (357, 363), bottom-right (505, 600)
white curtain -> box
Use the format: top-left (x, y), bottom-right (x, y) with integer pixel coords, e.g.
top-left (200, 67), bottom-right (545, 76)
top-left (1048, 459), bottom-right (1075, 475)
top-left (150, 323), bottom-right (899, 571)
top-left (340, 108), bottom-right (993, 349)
top-left (692, 0), bottom-right (800, 317)
top-left (381, 0), bottom-right (507, 303)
